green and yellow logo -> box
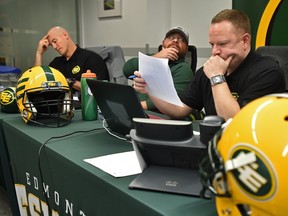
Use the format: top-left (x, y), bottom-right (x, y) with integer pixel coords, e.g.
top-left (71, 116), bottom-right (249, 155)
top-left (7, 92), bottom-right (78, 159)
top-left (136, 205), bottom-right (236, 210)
top-left (72, 66), bottom-right (81, 74)
top-left (229, 144), bottom-right (277, 201)
top-left (234, 0), bottom-right (287, 48)
top-left (256, 0), bottom-right (282, 48)
top-left (232, 92), bottom-right (239, 101)
top-left (0, 88), bottom-right (15, 105)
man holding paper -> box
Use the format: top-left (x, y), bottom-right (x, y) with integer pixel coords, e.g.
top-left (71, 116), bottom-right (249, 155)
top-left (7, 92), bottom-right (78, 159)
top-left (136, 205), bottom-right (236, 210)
top-left (133, 9), bottom-right (285, 121)
top-left (123, 26), bottom-right (194, 112)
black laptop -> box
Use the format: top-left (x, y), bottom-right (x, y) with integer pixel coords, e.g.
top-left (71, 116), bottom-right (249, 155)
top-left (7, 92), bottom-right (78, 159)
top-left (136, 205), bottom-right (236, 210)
top-left (86, 79), bottom-right (164, 136)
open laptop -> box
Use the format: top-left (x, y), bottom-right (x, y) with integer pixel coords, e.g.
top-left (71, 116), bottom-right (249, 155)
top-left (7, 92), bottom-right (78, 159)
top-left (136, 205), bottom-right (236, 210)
top-left (86, 79), bottom-right (164, 136)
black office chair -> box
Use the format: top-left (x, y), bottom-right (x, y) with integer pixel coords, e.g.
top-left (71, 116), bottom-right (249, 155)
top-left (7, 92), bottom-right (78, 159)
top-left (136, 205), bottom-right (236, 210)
top-left (158, 45), bottom-right (197, 73)
top-left (256, 46), bottom-right (288, 91)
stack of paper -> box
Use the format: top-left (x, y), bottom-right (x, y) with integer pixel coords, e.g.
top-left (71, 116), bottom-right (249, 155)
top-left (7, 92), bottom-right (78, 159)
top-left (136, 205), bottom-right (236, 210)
top-left (139, 52), bottom-right (183, 106)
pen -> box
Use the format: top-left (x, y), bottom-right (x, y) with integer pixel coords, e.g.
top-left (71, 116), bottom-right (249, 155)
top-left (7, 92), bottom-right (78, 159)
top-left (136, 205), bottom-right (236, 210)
top-left (128, 75), bottom-right (137, 80)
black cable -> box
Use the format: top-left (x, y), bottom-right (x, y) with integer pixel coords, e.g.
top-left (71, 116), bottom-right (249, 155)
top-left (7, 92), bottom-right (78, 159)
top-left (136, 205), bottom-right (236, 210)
top-left (37, 127), bottom-right (105, 213)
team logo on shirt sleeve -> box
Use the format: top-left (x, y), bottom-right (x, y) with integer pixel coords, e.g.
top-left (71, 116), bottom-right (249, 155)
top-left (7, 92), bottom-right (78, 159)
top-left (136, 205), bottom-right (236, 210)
top-left (72, 66), bottom-right (81, 74)
top-left (231, 92), bottom-right (239, 100)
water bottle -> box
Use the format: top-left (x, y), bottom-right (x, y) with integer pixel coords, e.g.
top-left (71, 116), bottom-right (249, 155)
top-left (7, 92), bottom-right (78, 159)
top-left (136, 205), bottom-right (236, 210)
top-left (81, 70), bottom-right (98, 120)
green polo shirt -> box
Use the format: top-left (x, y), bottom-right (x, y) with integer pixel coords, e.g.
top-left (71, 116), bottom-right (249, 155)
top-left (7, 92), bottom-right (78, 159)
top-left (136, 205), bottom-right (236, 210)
top-left (123, 57), bottom-right (194, 111)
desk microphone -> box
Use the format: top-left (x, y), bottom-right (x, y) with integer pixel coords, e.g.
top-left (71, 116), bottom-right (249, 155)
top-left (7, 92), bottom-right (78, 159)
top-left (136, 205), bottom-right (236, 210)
top-left (199, 116), bottom-right (225, 146)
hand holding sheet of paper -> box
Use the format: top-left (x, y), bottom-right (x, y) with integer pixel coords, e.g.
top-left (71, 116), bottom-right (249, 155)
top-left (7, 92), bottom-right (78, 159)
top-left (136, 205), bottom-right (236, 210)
top-left (138, 52), bottom-right (183, 106)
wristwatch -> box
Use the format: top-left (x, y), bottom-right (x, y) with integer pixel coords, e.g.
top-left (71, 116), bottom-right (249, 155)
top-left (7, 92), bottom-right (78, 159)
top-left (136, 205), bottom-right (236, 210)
top-left (210, 74), bottom-right (226, 86)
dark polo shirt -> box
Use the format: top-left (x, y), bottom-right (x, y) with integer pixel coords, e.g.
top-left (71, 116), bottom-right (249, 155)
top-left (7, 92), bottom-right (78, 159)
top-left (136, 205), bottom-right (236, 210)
top-left (180, 51), bottom-right (286, 115)
top-left (49, 46), bottom-right (109, 81)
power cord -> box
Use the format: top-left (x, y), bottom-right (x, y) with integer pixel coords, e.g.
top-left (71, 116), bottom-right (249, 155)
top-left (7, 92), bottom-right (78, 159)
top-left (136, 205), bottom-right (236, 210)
top-left (38, 119), bottom-right (132, 212)
top-left (37, 127), bottom-right (105, 213)
top-left (102, 119), bottom-right (131, 142)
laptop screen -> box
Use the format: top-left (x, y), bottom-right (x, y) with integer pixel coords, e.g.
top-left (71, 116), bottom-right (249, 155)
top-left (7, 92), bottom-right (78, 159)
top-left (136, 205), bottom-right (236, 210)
top-left (86, 79), bottom-right (148, 136)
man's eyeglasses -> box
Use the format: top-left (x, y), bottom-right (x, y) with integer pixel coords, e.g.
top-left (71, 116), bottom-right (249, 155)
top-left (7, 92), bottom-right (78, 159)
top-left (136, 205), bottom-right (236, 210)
top-left (166, 34), bottom-right (186, 43)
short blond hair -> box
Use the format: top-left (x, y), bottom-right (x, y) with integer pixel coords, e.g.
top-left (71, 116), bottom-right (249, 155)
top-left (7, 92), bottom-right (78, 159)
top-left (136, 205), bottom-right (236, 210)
top-left (212, 9), bottom-right (251, 35)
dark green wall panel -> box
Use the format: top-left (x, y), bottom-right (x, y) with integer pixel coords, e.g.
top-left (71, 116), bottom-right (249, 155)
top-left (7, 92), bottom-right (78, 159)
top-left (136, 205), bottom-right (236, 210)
top-left (233, 0), bottom-right (288, 49)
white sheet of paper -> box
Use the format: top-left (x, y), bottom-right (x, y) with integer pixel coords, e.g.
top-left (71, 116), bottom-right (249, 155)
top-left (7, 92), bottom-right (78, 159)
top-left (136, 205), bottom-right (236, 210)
top-left (139, 52), bottom-right (183, 106)
top-left (84, 151), bottom-right (142, 178)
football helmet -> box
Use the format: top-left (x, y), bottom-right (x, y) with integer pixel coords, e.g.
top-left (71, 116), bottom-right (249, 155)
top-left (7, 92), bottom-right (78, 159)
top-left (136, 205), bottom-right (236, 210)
top-left (16, 66), bottom-right (74, 127)
top-left (0, 87), bottom-right (19, 113)
top-left (200, 93), bottom-right (288, 216)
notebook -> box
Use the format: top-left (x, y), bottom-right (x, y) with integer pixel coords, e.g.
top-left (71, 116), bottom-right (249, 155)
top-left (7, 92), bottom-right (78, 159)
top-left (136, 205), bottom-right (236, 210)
top-left (86, 79), bottom-right (164, 136)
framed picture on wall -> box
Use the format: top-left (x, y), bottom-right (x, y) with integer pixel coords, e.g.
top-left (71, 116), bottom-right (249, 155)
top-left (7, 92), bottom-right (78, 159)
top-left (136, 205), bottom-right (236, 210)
top-left (97, 0), bottom-right (122, 18)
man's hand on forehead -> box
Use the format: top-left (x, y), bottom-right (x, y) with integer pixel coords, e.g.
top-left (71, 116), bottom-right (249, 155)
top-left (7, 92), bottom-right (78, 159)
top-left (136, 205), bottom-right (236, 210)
top-left (42, 35), bottom-right (50, 49)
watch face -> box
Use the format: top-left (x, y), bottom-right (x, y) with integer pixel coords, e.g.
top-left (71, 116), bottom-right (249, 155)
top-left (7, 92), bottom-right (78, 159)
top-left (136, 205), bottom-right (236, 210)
top-left (213, 76), bottom-right (222, 83)
top-left (211, 75), bottom-right (225, 86)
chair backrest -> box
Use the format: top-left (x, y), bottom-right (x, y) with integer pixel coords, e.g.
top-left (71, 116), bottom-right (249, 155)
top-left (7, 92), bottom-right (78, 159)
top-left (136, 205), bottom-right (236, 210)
top-left (256, 46), bottom-right (288, 91)
top-left (85, 46), bottom-right (128, 85)
top-left (158, 45), bottom-right (197, 73)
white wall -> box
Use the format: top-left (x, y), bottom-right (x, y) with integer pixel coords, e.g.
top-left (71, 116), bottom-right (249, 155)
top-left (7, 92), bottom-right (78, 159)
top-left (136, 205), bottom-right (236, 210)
top-left (0, 0), bottom-right (232, 71)
top-left (0, 0), bottom-right (77, 71)
top-left (171, 0), bottom-right (231, 46)
top-left (79, 0), bottom-right (232, 69)
top-left (79, 0), bottom-right (149, 47)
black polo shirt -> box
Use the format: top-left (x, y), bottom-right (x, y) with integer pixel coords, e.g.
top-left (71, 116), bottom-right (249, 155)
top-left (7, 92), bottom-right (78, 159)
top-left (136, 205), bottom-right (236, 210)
top-left (180, 51), bottom-right (286, 115)
top-left (49, 46), bottom-right (109, 81)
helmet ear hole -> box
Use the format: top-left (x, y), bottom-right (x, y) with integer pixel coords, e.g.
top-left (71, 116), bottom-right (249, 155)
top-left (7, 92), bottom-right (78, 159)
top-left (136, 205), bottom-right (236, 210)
top-left (236, 204), bottom-right (251, 216)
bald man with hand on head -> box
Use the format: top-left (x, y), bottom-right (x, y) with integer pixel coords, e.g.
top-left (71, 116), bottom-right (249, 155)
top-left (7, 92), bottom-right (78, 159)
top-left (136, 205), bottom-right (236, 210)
top-left (34, 26), bottom-right (109, 92)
